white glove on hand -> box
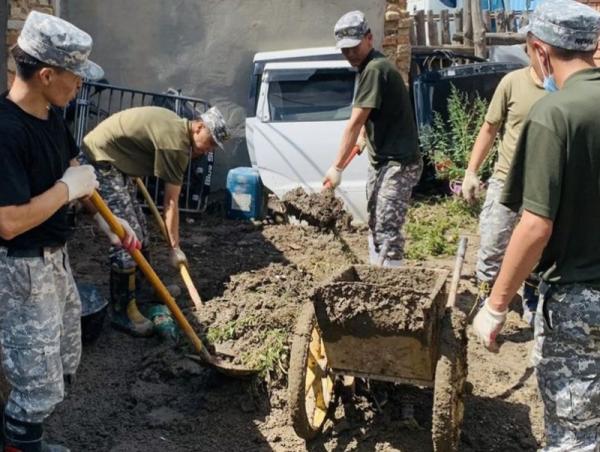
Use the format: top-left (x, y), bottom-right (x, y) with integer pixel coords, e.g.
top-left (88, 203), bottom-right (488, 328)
top-left (324, 166), bottom-right (343, 189)
top-left (461, 169), bottom-right (480, 203)
top-left (169, 247), bottom-right (188, 269)
top-left (472, 298), bottom-right (508, 352)
top-left (357, 135), bottom-right (367, 152)
top-left (94, 213), bottom-right (141, 251)
top-left (59, 165), bottom-right (99, 202)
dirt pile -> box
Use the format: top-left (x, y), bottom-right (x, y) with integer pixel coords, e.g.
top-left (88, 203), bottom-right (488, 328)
top-left (281, 187), bottom-right (354, 231)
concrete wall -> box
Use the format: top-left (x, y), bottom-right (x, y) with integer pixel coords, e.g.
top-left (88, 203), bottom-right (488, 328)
top-left (61, 0), bottom-right (386, 189)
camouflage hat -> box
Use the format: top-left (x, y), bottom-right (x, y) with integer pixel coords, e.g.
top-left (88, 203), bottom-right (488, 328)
top-left (200, 106), bottom-right (230, 150)
top-left (523, 0), bottom-right (600, 51)
top-left (17, 10), bottom-right (104, 80)
top-left (334, 11), bottom-right (370, 49)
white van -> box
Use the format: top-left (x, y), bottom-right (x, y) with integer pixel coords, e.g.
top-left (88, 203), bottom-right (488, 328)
top-left (245, 47), bottom-right (369, 223)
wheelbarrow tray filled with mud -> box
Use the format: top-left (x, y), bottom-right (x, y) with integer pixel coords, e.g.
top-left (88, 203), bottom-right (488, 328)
top-left (288, 263), bottom-right (468, 451)
top-left (313, 265), bottom-right (449, 385)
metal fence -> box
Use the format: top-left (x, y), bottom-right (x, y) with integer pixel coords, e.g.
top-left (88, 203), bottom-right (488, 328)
top-left (68, 81), bottom-right (213, 213)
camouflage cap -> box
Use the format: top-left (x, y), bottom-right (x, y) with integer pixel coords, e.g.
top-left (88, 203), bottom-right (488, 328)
top-left (17, 10), bottom-right (104, 80)
top-left (200, 106), bottom-right (230, 150)
top-left (334, 10), bottom-right (370, 49)
top-left (523, 0), bottom-right (600, 51)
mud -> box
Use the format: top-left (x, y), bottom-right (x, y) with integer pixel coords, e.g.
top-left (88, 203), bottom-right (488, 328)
top-left (281, 187), bottom-right (354, 231)
top-left (39, 212), bottom-right (545, 451)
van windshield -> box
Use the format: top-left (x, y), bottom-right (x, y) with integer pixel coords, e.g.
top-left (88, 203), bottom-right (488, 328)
top-left (267, 68), bottom-right (355, 122)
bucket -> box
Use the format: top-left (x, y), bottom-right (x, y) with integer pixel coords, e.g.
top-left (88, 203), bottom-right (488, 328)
top-left (226, 167), bottom-right (263, 220)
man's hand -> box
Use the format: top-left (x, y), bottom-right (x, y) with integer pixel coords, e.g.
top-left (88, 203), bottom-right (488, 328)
top-left (472, 298), bottom-right (508, 352)
top-left (59, 165), bottom-right (99, 202)
top-left (169, 247), bottom-right (188, 269)
top-left (324, 166), bottom-right (343, 189)
top-left (94, 213), bottom-right (141, 251)
top-left (461, 169), bottom-right (480, 203)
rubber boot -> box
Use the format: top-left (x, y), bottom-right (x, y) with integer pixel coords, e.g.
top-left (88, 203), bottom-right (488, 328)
top-left (3, 415), bottom-right (69, 452)
top-left (109, 267), bottom-right (154, 337)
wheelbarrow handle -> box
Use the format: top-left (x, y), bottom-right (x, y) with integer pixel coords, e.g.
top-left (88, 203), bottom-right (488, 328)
top-left (90, 191), bottom-right (210, 359)
top-left (323, 144), bottom-right (362, 189)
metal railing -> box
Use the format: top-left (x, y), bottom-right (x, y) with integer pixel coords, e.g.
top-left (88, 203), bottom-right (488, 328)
top-left (69, 81), bottom-right (213, 213)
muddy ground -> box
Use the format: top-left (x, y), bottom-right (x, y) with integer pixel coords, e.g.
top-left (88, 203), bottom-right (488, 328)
top-left (45, 208), bottom-right (543, 451)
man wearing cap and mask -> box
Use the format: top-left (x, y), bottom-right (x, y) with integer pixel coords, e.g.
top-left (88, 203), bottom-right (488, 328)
top-left (81, 105), bottom-right (230, 337)
top-left (0, 11), bottom-right (139, 452)
top-left (323, 10), bottom-right (422, 267)
top-left (472, 0), bottom-right (600, 449)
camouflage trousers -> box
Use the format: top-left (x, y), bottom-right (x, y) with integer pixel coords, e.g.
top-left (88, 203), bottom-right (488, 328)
top-left (95, 162), bottom-right (149, 270)
top-left (532, 283), bottom-right (600, 451)
top-left (0, 246), bottom-right (81, 423)
top-left (476, 177), bottom-right (519, 283)
top-left (366, 159), bottom-right (422, 265)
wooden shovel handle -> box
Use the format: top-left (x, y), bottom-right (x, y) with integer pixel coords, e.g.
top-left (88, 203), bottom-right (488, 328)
top-left (447, 236), bottom-right (468, 308)
top-left (90, 191), bottom-right (209, 358)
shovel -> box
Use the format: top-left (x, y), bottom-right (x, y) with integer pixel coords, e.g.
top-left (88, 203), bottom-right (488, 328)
top-left (133, 178), bottom-right (203, 310)
top-left (90, 191), bottom-right (256, 377)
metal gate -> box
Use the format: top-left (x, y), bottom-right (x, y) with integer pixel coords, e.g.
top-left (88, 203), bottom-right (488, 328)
top-left (69, 81), bottom-right (213, 213)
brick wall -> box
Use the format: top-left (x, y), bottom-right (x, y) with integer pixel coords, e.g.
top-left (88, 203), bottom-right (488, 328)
top-left (383, 0), bottom-right (411, 84)
top-left (5, 0), bottom-right (56, 88)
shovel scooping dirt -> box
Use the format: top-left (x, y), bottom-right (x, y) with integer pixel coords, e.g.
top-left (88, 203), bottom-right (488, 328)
top-left (281, 187), bottom-right (354, 232)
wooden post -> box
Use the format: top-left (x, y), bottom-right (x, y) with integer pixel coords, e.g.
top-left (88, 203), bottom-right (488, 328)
top-left (463, 0), bottom-right (473, 47)
top-left (508, 12), bottom-right (517, 32)
top-left (441, 9), bottom-right (451, 45)
top-left (454, 9), bottom-right (463, 44)
top-left (415, 10), bottom-right (426, 46)
top-left (497, 11), bottom-right (506, 32)
top-left (482, 10), bottom-right (491, 32)
top-left (471, 0), bottom-right (487, 58)
top-left (427, 9), bottom-right (439, 46)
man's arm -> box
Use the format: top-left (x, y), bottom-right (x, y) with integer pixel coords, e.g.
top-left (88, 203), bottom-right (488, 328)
top-left (488, 210), bottom-right (553, 312)
top-left (467, 121), bottom-right (500, 173)
top-left (0, 183), bottom-right (69, 240)
top-left (333, 107), bottom-right (371, 169)
top-left (163, 182), bottom-right (182, 248)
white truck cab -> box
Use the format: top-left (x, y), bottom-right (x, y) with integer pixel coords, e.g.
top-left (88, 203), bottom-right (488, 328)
top-left (245, 47), bottom-right (369, 223)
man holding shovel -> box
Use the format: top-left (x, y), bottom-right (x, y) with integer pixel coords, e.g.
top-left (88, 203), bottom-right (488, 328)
top-left (0, 11), bottom-right (138, 451)
top-left (81, 105), bottom-right (230, 337)
top-left (323, 11), bottom-right (422, 267)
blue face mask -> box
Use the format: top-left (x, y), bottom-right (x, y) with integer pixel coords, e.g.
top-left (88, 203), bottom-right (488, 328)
top-left (537, 50), bottom-right (558, 92)
top-left (543, 75), bottom-right (559, 93)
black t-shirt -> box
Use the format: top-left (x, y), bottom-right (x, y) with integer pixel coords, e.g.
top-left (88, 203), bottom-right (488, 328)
top-left (0, 92), bottom-right (79, 249)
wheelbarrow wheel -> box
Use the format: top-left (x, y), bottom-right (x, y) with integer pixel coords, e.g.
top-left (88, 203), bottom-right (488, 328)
top-left (288, 302), bottom-right (334, 440)
top-left (432, 307), bottom-right (468, 452)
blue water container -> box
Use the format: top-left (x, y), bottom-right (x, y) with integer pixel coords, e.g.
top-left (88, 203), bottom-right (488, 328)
top-left (226, 167), bottom-right (263, 220)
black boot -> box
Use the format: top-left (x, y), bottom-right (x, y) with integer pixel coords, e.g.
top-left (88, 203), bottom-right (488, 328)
top-left (3, 415), bottom-right (69, 452)
top-left (109, 267), bottom-right (154, 336)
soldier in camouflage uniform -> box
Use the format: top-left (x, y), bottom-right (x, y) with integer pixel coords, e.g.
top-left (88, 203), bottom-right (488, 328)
top-left (81, 106), bottom-right (230, 337)
top-left (462, 57), bottom-right (546, 324)
top-left (324, 11), bottom-right (422, 266)
top-left (472, 1), bottom-right (600, 449)
top-left (0, 11), bottom-right (138, 452)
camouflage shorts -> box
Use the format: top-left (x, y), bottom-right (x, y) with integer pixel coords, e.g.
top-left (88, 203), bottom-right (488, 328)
top-left (0, 246), bottom-right (81, 423)
top-left (476, 177), bottom-right (519, 283)
top-left (533, 283), bottom-right (600, 451)
top-left (95, 163), bottom-right (148, 270)
top-left (366, 159), bottom-right (422, 263)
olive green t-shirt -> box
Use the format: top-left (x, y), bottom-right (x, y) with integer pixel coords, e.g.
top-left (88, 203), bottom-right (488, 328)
top-left (82, 106), bottom-right (191, 184)
top-left (485, 67), bottom-right (546, 182)
top-left (501, 68), bottom-right (600, 286)
top-left (353, 50), bottom-right (420, 168)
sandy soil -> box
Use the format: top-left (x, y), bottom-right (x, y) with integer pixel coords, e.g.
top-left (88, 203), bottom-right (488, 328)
top-left (44, 210), bottom-right (544, 452)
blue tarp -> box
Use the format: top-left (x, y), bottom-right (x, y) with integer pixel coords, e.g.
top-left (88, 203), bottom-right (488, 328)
top-left (440, 0), bottom-right (458, 7)
top-left (481, 0), bottom-right (537, 10)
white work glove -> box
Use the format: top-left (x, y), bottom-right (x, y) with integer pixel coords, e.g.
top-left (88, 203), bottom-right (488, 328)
top-left (472, 298), bottom-right (508, 353)
top-left (169, 247), bottom-right (188, 269)
top-left (59, 165), bottom-right (99, 202)
top-left (357, 135), bottom-right (367, 152)
top-left (324, 165), bottom-right (343, 189)
top-left (461, 169), bottom-right (480, 203)
top-left (93, 213), bottom-right (141, 251)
